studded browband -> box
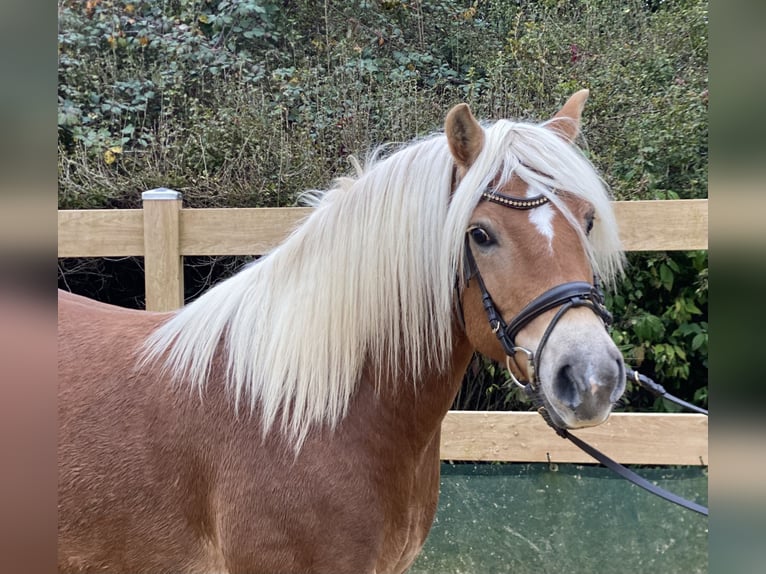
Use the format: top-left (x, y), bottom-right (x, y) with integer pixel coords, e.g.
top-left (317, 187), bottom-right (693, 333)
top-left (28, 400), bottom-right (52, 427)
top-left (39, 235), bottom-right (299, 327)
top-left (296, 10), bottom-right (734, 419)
top-left (480, 191), bottom-right (549, 209)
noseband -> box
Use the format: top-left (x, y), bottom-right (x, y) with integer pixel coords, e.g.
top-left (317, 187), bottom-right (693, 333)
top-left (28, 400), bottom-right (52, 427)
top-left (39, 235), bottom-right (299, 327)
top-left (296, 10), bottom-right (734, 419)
top-left (462, 190), bottom-right (612, 393)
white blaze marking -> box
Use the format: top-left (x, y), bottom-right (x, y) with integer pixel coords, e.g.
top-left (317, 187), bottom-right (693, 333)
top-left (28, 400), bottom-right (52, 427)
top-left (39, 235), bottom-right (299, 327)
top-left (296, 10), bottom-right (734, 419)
top-left (528, 199), bottom-right (555, 247)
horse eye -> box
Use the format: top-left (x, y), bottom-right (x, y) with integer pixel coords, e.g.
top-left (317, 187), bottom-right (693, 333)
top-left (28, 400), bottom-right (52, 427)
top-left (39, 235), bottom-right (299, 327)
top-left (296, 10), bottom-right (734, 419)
top-left (469, 227), bottom-right (493, 246)
top-left (585, 215), bottom-right (595, 235)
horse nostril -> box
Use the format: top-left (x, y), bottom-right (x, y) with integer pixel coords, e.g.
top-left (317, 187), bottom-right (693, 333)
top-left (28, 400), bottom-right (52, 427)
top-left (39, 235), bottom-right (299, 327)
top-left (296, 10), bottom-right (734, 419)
top-left (554, 364), bottom-right (581, 408)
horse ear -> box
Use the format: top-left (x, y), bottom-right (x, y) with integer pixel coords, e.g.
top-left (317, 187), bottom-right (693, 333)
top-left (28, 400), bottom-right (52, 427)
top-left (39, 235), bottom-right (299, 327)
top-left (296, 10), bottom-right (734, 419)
top-left (547, 89), bottom-right (589, 142)
top-left (445, 103), bottom-right (484, 173)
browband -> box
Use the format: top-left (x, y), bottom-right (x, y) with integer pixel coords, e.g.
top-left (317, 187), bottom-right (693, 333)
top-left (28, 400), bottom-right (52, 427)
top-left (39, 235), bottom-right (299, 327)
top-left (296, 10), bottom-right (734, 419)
top-left (481, 191), bottom-right (549, 210)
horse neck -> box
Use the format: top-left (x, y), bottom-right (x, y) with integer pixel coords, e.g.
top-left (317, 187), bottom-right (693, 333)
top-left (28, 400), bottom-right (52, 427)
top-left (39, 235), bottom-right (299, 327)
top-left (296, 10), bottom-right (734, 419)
top-left (349, 324), bottom-right (474, 452)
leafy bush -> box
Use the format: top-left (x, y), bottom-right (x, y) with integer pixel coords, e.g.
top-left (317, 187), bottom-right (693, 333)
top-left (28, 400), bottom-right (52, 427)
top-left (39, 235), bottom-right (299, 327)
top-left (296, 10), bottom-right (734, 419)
top-left (58, 0), bottom-right (707, 411)
top-left (609, 250), bottom-right (708, 410)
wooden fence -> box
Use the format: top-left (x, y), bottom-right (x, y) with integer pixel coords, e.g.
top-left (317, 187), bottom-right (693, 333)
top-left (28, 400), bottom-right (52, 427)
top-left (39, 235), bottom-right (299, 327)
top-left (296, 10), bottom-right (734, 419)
top-left (58, 189), bottom-right (708, 465)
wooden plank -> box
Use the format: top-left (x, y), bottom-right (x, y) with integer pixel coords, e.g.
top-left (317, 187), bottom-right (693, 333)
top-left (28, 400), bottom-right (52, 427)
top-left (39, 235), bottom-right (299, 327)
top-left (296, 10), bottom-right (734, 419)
top-left (58, 200), bottom-right (708, 258)
top-left (142, 192), bottom-right (184, 311)
top-left (177, 201), bottom-right (707, 255)
top-left (57, 209), bottom-right (144, 257)
top-left (614, 199), bottom-right (707, 251)
top-left (179, 208), bottom-right (311, 255)
top-left (440, 411), bottom-right (708, 465)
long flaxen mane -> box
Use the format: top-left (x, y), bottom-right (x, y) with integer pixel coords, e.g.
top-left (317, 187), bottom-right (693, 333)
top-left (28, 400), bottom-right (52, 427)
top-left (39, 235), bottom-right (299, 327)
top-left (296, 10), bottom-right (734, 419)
top-left (142, 116), bottom-right (623, 448)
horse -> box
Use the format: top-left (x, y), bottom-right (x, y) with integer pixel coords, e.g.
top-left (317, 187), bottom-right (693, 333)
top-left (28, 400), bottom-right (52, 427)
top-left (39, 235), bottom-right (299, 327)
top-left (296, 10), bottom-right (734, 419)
top-left (58, 89), bottom-right (626, 574)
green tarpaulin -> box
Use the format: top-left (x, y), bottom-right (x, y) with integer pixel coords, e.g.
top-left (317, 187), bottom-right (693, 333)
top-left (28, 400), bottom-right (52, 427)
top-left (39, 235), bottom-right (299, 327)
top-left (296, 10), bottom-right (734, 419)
top-left (410, 462), bottom-right (708, 574)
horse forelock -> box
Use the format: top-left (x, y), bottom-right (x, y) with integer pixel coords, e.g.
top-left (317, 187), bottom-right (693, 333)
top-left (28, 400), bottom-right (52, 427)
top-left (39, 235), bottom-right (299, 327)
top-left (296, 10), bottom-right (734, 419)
top-left (462, 119), bottom-right (624, 286)
top-left (141, 117), bottom-right (623, 450)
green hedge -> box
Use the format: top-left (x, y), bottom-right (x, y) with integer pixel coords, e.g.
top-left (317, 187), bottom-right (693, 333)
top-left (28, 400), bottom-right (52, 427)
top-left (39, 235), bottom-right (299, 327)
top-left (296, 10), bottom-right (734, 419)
top-left (58, 0), bottom-right (707, 411)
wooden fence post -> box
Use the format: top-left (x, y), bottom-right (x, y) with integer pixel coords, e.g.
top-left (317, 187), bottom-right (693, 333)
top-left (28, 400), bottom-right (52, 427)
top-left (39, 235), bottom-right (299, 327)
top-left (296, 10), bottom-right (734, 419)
top-left (141, 188), bottom-right (183, 311)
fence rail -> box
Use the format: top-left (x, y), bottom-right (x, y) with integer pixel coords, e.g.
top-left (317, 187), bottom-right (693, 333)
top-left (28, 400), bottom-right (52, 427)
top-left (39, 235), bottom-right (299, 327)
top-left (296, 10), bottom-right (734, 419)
top-left (58, 191), bottom-right (708, 464)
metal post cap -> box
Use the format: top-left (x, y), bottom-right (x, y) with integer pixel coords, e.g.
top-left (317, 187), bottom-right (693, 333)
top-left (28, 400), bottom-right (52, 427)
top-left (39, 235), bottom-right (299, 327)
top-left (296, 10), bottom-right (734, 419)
top-left (141, 188), bottom-right (182, 200)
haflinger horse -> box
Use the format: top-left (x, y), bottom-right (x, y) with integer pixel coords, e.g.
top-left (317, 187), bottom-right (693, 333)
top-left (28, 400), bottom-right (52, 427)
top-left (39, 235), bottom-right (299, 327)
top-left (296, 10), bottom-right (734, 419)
top-left (58, 90), bottom-right (626, 574)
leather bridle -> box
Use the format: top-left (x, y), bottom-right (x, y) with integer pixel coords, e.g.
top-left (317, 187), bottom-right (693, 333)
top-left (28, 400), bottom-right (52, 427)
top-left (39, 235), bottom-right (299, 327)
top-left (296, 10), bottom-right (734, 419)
top-left (459, 188), bottom-right (709, 516)
top-left (462, 189), bottom-right (612, 394)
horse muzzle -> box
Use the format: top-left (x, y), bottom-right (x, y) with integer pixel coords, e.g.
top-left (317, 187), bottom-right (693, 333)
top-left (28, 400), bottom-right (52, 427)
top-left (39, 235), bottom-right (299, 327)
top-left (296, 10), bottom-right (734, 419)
top-left (532, 320), bottom-right (626, 429)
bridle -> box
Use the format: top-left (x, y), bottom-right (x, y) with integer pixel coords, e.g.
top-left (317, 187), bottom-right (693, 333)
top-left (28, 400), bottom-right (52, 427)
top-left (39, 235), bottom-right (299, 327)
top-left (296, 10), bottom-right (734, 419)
top-left (460, 188), bottom-right (709, 516)
top-left (462, 189), bottom-right (612, 397)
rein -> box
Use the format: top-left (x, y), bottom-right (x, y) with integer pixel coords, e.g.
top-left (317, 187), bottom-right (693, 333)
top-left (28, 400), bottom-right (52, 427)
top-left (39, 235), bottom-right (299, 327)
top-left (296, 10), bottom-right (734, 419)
top-left (521, 377), bottom-right (709, 516)
top-left (463, 189), bottom-right (709, 517)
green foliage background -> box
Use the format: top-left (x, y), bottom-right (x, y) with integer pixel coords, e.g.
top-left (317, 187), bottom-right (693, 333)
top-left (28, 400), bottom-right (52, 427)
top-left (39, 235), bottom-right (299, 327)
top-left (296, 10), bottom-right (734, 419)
top-left (57, 0), bottom-right (708, 411)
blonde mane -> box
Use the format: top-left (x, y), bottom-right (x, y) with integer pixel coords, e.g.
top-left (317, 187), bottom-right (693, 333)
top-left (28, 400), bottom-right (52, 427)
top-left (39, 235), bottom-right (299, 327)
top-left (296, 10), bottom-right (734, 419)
top-left (142, 118), bottom-right (623, 448)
